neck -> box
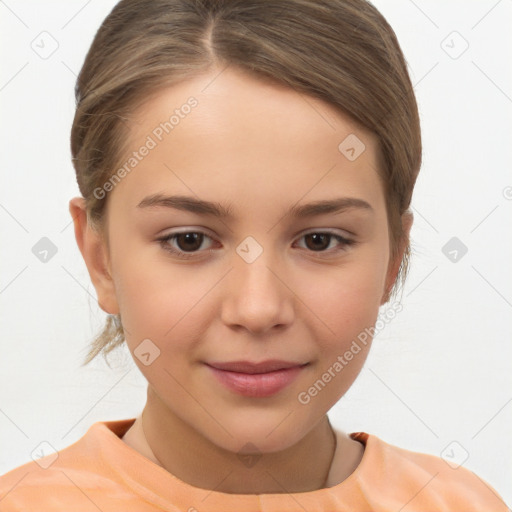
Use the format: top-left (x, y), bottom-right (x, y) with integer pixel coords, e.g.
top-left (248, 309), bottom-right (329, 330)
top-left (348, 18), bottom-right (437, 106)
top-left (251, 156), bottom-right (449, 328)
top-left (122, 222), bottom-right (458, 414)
top-left (130, 386), bottom-right (338, 494)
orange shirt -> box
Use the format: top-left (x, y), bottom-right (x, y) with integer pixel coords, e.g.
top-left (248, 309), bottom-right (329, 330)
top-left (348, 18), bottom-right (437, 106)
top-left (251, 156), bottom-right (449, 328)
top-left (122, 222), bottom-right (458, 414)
top-left (0, 418), bottom-right (508, 511)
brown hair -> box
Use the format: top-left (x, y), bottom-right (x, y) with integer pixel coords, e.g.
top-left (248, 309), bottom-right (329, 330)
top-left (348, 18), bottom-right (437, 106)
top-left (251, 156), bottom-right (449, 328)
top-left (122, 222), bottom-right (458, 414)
top-left (71, 0), bottom-right (422, 366)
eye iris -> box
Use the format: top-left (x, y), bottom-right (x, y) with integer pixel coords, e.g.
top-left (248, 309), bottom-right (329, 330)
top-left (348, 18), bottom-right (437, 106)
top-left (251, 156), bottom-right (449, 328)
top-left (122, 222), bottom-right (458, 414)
top-left (177, 232), bottom-right (203, 251)
top-left (305, 233), bottom-right (330, 251)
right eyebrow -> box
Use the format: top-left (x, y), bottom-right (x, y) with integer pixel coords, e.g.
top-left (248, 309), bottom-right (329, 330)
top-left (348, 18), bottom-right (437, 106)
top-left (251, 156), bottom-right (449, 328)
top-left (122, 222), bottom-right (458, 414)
top-left (136, 193), bottom-right (373, 219)
top-left (137, 194), bottom-right (235, 218)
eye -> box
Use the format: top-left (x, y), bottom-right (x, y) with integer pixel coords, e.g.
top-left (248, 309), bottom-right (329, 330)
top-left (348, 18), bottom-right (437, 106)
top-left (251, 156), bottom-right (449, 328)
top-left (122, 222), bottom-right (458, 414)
top-left (295, 231), bottom-right (355, 254)
top-left (157, 230), bottom-right (215, 259)
top-left (157, 229), bottom-right (355, 260)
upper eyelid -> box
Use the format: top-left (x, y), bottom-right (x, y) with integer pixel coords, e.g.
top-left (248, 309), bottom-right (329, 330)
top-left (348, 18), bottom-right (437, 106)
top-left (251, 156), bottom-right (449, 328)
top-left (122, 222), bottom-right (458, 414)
top-left (160, 227), bottom-right (216, 239)
top-left (160, 227), bottom-right (353, 240)
top-left (159, 228), bottom-right (353, 251)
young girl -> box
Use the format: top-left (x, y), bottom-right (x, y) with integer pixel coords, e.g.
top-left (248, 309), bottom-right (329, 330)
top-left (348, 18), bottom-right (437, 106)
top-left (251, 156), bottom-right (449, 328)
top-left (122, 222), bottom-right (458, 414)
top-left (0, 0), bottom-right (509, 510)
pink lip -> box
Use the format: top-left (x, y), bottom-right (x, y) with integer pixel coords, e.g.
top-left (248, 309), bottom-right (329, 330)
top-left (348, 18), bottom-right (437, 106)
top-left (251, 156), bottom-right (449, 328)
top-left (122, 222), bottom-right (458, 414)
top-left (206, 360), bottom-right (308, 398)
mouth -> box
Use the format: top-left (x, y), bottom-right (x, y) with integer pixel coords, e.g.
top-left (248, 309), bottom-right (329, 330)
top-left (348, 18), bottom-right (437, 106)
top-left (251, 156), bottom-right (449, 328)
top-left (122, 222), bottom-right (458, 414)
top-left (205, 360), bottom-right (309, 397)
top-left (206, 359), bottom-right (308, 374)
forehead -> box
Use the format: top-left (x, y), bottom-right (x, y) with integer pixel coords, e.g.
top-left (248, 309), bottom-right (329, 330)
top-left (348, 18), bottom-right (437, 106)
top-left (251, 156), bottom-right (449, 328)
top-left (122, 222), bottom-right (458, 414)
top-left (109, 66), bottom-right (385, 218)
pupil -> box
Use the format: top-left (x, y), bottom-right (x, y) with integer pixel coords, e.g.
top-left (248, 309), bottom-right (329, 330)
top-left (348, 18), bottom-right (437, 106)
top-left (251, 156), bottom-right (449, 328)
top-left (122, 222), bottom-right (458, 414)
top-left (307, 233), bottom-right (329, 251)
top-left (178, 233), bottom-right (202, 251)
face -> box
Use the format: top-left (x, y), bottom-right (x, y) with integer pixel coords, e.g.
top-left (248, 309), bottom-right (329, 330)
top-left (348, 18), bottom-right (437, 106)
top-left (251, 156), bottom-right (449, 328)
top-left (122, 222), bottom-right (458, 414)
top-left (79, 66), bottom-right (403, 454)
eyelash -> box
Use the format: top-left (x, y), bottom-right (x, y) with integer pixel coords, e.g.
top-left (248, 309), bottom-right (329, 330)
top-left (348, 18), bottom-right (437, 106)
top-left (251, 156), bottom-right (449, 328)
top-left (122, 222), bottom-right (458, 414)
top-left (157, 230), bottom-right (356, 260)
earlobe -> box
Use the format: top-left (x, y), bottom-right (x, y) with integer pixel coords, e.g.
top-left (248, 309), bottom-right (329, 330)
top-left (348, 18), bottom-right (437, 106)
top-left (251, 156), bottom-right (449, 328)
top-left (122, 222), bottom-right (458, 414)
top-left (68, 197), bottom-right (119, 315)
top-left (381, 210), bottom-right (414, 304)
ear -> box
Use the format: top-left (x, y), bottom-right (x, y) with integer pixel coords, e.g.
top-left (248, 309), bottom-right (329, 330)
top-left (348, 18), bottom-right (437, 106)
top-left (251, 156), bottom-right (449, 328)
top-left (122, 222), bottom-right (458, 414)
top-left (69, 197), bottom-right (120, 315)
top-left (381, 210), bottom-right (413, 304)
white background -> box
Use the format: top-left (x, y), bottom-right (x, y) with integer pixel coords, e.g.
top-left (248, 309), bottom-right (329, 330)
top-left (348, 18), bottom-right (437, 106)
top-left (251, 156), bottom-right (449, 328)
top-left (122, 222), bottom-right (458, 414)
top-left (1, 0), bottom-right (511, 505)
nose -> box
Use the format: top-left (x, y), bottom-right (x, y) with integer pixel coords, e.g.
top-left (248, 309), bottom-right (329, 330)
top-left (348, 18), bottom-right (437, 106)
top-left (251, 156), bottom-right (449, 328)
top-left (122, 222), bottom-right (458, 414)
top-left (220, 249), bottom-right (295, 335)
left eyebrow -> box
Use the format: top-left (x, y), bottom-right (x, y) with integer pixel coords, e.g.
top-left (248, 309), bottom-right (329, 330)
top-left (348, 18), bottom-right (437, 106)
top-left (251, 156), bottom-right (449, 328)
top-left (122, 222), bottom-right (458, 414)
top-left (136, 194), bottom-right (373, 218)
top-left (288, 197), bottom-right (373, 218)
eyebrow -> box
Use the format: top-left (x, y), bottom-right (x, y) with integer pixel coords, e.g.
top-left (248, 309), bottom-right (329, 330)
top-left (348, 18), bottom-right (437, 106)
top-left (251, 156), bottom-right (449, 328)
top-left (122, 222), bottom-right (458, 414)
top-left (137, 194), bottom-right (373, 218)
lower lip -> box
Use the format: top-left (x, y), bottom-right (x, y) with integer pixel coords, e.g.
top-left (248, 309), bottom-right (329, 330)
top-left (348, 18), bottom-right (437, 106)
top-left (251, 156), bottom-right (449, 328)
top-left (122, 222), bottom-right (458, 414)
top-left (206, 364), bottom-right (306, 398)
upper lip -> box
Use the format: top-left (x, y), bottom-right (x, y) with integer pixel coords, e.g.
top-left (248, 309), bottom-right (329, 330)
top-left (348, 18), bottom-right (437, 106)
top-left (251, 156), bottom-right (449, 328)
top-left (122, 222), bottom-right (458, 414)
top-left (206, 360), bottom-right (308, 374)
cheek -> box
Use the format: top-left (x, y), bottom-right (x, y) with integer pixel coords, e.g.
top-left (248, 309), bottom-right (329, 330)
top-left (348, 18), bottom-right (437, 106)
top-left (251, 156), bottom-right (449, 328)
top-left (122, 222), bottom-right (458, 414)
top-left (299, 252), bottom-right (388, 339)
top-left (109, 232), bottom-right (190, 336)
top-left (111, 248), bottom-right (222, 368)
top-left (294, 261), bottom-right (386, 404)
top-left (117, 266), bottom-right (199, 333)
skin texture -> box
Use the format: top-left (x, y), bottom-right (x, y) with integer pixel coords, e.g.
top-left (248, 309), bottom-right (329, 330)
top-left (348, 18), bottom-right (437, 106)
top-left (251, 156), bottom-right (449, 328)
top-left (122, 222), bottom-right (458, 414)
top-left (70, 65), bottom-right (412, 494)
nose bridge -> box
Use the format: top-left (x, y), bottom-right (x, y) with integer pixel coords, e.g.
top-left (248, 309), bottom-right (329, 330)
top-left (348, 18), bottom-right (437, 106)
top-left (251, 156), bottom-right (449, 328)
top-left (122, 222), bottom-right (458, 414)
top-left (221, 235), bottom-right (294, 333)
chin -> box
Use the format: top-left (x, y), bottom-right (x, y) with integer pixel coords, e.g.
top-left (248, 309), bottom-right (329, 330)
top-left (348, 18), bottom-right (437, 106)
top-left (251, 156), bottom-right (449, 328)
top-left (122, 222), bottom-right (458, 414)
top-left (200, 411), bottom-right (313, 455)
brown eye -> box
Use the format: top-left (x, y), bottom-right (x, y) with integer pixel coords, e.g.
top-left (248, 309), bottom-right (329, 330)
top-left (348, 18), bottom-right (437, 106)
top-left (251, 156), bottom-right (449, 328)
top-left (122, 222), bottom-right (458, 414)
top-left (296, 231), bottom-right (355, 254)
top-left (174, 232), bottom-right (204, 252)
top-left (158, 231), bottom-right (215, 259)
top-left (304, 233), bottom-right (331, 251)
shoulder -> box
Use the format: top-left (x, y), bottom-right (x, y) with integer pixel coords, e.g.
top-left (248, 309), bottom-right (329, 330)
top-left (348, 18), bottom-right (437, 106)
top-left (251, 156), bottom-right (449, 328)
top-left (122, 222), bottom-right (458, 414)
top-left (0, 419), bottom-right (139, 511)
top-left (352, 432), bottom-right (509, 511)
top-left (0, 449), bottom-right (125, 511)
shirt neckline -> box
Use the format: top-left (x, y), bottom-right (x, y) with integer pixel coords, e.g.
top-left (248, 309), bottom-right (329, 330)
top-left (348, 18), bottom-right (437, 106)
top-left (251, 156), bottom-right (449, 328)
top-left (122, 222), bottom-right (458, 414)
top-left (91, 417), bottom-right (373, 507)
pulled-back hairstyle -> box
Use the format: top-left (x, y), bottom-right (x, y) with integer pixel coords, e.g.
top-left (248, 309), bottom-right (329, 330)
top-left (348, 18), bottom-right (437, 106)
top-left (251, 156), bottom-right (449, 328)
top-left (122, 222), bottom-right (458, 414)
top-left (71, 0), bottom-right (422, 366)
